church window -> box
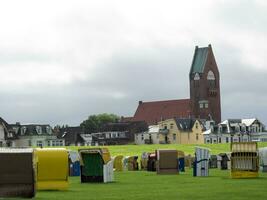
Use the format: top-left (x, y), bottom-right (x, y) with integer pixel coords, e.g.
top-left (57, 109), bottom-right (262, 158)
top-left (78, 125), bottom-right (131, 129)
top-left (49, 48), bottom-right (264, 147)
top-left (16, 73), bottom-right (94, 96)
top-left (194, 73), bottom-right (200, 80)
top-left (207, 70), bottom-right (215, 80)
top-left (207, 70), bottom-right (216, 88)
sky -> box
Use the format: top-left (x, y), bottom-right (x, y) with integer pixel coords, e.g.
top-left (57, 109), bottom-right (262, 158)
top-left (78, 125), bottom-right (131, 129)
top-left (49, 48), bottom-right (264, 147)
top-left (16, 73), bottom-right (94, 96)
top-left (0, 0), bottom-right (266, 126)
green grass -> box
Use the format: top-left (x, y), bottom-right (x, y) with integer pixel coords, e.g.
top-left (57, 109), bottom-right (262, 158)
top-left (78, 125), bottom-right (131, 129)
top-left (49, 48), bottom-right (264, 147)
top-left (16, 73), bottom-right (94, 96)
top-left (69, 142), bottom-right (267, 156)
top-left (32, 170), bottom-right (267, 200)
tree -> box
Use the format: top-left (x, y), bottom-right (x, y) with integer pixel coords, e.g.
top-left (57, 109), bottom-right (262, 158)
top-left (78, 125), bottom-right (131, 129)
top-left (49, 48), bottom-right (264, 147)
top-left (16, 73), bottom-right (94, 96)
top-left (80, 113), bottom-right (120, 133)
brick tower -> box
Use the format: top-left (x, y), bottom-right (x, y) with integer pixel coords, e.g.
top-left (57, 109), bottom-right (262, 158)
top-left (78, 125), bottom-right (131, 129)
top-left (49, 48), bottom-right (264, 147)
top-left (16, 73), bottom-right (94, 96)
top-left (189, 44), bottom-right (221, 123)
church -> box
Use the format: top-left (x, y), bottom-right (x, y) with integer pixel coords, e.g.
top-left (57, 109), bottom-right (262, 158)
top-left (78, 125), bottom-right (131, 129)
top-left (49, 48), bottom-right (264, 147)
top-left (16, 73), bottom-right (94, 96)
top-left (128, 44), bottom-right (221, 125)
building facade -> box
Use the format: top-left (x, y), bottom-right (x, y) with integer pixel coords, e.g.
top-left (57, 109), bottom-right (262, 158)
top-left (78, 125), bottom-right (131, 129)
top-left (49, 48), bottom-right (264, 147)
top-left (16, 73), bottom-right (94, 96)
top-left (92, 121), bottom-right (148, 145)
top-left (158, 118), bottom-right (205, 144)
top-left (135, 125), bottom-right (160, 145)
top-left (204, 118), bottom-right (267, 143)
top-left (10, 124), bottom-right (65, 147)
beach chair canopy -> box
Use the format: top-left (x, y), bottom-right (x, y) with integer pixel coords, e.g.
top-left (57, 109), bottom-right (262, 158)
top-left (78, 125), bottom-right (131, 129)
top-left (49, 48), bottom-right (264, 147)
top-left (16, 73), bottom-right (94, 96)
top-left (0, 148), bottom-right (36, 198)
top-left (35, 148), bottom-right (69, 190)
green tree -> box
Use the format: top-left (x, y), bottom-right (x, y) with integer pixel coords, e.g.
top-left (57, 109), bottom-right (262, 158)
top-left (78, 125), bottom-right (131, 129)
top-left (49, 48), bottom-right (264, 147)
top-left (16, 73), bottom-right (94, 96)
top-left (80, 113), bottom-right (120, 133)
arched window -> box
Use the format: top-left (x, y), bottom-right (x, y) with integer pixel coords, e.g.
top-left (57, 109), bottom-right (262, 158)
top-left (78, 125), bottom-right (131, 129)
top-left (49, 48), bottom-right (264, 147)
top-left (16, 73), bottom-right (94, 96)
top-left (207, 70), bottom-right (216, 88)
top-left (194, 73), bottom-right (200, 80)
top-left (194, 73), bottom-right (200, 87)
top-left (207, 70), bottom-right (215, 80)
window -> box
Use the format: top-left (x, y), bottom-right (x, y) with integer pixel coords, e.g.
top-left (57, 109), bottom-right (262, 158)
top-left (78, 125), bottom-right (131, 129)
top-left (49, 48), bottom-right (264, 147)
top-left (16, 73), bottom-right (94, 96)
top-left (235, 125), bottom-right (240, 133)
top-left (194, 73), bottom-right (200, 87)
top-left (36, 141), bottom-right (43, 147)
top-left (46, 126), bottom-right (52, 134)
top-left (226, 137), bottom-right (229, 143)
top-left (194, 73), bottom-right (200, 80)
top-left (195, 122), bottom-right (198, 129)
top-left (164, 125), bottom-right (167, 129)
top-left (218, 125), bottom-right (223, 133)
top-left (173, 134), bottom-right (176, 141)
top-left (141, 134), bottom-right (144, 141)
top-left (219, 137), bottom-right (221, 143)
top-left (36, 126), bottom-right (42, 135)
top-left (170, 124), bottom-right (174, 129)
top-left (207, 70), bottom-right (216, 88)
top-left (241, 125), bottom-right (246, 132)
top-left (28, 140), bottom-right (32, 146)
top-left (199, 103), bottom-right (203, 108)
top-left (196, 133), bottom-right (199, 140)
top-left (21, 126), bottom-right (27, 135)
top-left (205, 103), bottom-right (208, 108)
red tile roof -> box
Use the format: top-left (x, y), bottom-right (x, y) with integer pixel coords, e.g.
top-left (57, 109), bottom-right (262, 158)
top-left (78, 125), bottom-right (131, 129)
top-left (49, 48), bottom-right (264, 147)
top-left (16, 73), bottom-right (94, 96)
top-left (132, 99), bottom-right (191, 125)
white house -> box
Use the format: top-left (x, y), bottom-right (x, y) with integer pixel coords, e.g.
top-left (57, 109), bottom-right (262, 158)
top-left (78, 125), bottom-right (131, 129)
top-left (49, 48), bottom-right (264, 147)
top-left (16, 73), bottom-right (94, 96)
top-left (10, 123), bottom-right (65, 147)
top-left (204, 118), bottom-right (267, 144)
top-left (135, 125), bottom-right (160, 145)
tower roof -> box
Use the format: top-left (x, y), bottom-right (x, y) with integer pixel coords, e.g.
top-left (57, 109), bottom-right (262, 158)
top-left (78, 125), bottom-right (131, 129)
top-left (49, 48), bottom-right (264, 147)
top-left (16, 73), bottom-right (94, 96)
top-left (190, 46), bottom-right (210, 74)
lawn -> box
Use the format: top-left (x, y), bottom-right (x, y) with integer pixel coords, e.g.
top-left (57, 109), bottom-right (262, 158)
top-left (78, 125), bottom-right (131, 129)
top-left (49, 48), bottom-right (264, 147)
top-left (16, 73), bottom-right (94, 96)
top-left (69, 142), bottom-right (267, 156)
top-left (32, 170), bottom-right (267, 200)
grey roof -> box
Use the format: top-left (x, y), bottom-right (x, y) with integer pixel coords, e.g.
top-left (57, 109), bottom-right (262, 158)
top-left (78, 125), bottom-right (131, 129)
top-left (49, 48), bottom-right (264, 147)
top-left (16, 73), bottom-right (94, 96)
top-left (57, 126), bottom-right (85, 145)
top-left (190, 46), bottom-right (209, 74)
top-left (175, 118), bottom-right (196, 131)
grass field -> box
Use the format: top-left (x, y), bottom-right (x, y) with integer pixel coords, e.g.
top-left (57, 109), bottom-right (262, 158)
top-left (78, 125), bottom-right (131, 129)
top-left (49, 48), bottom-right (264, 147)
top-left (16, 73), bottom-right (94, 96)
top-left (32, 170), bottom-right (267, 200)
top-left (69, 142), bottom-right (267, 156)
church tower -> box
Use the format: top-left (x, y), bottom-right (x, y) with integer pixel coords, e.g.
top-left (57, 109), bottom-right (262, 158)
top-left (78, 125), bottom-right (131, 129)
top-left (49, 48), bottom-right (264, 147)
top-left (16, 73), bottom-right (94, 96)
top-left (189, 44), bottom-right (221, 123)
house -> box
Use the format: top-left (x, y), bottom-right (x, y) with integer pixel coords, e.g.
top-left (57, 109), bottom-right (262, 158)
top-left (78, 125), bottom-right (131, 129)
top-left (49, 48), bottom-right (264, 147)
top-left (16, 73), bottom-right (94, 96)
top-left (57, 126), bottom-right (92, 146)
top-left (203, 118), bottom-right (267, 144)
top-left (10, 123), bottom-right (65, 147)
top-left (127, 44), bottom-right (221, 125)
top-left (135, 125), bottom-right (160, 145)
top-left (158, 118), bottom-right (205, 144)
top-left (92, 121), bottom-right (148, 145)
top-left (0, 117), bottom-right (10, 147)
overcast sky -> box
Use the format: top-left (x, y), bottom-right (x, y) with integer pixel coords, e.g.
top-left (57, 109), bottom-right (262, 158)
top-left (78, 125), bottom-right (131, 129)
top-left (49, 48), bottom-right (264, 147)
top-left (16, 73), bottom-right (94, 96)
top-left (0, 0), bottom-right (266, 126)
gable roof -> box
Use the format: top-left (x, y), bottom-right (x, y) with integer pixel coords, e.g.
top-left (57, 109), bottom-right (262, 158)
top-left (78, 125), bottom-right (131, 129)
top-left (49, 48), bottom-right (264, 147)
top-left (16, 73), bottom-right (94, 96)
top-left (132, 99), bottom-right (191, 125)
top-left (58, 126), bottom-right (85, 145)
top-left (175, 118), bottom-right (196, 131)
top-left (0, 117), bottom-right (9, 129)
top-left (190, 46), bottom-right (209, 74)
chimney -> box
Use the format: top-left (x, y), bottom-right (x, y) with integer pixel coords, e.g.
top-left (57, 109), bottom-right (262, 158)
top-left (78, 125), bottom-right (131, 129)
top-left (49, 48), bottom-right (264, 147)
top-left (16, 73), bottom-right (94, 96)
top-left (139, 101), bottom-right (143, 105)
top-left (208, 44), bottom-right (212, 48)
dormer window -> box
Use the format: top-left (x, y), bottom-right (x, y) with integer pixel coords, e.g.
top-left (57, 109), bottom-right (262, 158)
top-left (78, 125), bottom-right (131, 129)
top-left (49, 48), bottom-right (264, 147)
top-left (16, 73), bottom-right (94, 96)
top-left (36, 126), bottom-right (42, 135)
top-left (241, 125), bottom-right (246, 133)
top-left (46, 126), bottom-right (52, 134)
top-left (235, 125), bottom-right (240, 133)
top-left (218, 125), bottom-right (222, 133)
top-left (21, 126), bottom-right (27, 135)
